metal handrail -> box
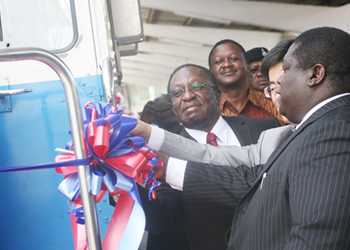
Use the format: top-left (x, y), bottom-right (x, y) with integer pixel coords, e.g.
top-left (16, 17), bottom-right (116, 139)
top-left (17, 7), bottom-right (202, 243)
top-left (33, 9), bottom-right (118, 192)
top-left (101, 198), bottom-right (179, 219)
top-left (0, 48), bottom-right (102, 250)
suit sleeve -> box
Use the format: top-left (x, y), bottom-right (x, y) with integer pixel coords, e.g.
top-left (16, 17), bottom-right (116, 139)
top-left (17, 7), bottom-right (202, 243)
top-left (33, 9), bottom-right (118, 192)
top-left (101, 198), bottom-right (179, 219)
top-left (182, 161), bottom-right (263, 210)
top-left (161, 125), bottom-right (293, 168)
top-left (161, 130), bottom-right (260, 167)
top-left (285, 120), bottom-right (350, 249)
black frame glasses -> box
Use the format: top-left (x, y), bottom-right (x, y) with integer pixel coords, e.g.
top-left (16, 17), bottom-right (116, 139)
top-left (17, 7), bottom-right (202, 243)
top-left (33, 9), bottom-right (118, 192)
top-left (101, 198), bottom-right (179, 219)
top-left (264, 82), bottom-right (277, 99)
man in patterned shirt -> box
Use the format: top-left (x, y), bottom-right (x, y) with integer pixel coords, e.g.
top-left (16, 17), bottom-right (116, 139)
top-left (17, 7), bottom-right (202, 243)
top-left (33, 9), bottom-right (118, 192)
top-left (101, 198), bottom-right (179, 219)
top-left (208, 39), bottom-right (279, 120)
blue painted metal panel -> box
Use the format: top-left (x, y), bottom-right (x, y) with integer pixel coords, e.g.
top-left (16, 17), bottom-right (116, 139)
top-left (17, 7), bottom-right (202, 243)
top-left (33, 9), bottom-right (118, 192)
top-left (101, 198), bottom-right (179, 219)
top-left (0, 82), bottom-right (11, 113)
top-left (0, 75), bottom-right (114, 250)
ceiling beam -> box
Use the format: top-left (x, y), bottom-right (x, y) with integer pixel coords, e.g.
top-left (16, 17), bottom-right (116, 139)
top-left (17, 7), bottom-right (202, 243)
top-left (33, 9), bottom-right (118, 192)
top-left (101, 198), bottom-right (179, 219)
top-left (141, 0), bottom-right (350, 33)
top-left (144, 23), bottom-right (283, 49)
top-left (139, 41), bottom-right (210, 61)
top-left (121, 24), bottom-right (284, 89)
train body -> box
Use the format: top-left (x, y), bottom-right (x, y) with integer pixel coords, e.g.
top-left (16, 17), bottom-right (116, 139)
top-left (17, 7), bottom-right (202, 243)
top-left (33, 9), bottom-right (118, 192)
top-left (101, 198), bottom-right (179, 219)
top-left (0, 1), bottom-right (142, 249)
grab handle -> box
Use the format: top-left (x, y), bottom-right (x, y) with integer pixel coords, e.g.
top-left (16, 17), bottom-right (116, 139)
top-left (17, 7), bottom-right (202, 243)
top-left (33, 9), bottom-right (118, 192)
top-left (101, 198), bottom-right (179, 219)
top-left (0, 47), bottom-right (102, 250)
top-left (0, 88), bottom-right (32, 97)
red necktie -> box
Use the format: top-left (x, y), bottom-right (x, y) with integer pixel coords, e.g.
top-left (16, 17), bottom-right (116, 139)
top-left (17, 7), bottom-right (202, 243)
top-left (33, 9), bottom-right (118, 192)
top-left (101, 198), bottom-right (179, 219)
top-left (206, 132), bottom-right (218, 146)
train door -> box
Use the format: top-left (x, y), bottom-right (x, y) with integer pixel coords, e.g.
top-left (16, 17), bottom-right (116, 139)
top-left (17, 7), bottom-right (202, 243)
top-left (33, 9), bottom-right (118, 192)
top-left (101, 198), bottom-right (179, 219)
top-left (0, 0), bottom-right (143, 249)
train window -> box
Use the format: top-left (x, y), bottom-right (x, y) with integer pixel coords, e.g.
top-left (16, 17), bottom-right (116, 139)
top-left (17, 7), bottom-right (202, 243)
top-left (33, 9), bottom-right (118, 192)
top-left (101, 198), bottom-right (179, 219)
top-left (0, 0), bottom-right (78, 53)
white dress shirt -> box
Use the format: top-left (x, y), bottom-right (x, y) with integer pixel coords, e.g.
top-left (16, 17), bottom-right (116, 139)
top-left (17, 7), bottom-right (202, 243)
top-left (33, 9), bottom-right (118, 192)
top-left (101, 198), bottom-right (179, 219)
top-left (296, 93), bottom-right (350, 130)
top-left (148, 116), bottom-right (241, 191)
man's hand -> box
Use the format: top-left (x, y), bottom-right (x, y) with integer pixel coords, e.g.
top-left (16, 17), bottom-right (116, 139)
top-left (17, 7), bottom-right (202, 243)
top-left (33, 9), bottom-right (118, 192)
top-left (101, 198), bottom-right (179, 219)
top-left (131, 119), bottom-right (152, 143)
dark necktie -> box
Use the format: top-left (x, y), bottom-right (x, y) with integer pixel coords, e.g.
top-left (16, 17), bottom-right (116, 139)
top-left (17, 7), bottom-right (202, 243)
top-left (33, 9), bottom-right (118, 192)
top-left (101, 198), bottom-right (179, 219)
top-left (206, 132), bottom-right (218, 146)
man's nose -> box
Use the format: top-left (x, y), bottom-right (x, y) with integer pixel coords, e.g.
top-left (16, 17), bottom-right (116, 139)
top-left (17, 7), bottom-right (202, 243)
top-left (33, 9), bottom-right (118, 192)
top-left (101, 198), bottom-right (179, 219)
top-left (223, 58), bottom-right (232, 67)
top-left (254, 71), bottom-right (264, 79)
top-left (255, 71), bottom-right (263, 78)
top-left (182, 87), bottom-right (196, 101)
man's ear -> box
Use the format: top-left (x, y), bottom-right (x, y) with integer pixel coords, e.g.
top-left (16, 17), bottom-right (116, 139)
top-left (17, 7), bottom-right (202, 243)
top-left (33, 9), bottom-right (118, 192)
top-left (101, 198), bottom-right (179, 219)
top-left (308, 64), bottom-right (326, 87)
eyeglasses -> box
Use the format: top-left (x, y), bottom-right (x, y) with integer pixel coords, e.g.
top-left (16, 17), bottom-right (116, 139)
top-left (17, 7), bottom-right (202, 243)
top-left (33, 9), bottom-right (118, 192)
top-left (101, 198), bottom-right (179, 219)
top-left (169, 82), bottom-right (209, 98)
top-left (264, 82), bottom-right (276, 99)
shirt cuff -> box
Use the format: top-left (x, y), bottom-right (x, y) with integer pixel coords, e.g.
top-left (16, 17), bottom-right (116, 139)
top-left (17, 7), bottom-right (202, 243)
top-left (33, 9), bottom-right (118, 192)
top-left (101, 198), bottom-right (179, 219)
top-left (165, 157), bottom-right (187, 191)
top-left (147, 125), bottom-right (165, 151)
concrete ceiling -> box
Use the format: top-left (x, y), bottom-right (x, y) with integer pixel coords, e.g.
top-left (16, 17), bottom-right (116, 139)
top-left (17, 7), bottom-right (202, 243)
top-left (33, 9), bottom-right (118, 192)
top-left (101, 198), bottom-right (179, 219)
top-left (121, 0), bottom-right (350, 110)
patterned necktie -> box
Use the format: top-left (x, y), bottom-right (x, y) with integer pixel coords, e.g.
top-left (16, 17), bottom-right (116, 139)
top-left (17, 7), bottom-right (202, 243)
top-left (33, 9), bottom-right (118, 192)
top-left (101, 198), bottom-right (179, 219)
top-left (206, 132), bottom-right (218, 146)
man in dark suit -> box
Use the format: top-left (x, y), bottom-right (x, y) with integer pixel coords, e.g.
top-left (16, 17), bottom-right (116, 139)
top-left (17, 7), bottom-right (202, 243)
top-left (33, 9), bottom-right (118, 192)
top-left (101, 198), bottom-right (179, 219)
top-left (182, 27), bottom-right (350, 249)
top-left (142, 63), bottom-right (278, 250)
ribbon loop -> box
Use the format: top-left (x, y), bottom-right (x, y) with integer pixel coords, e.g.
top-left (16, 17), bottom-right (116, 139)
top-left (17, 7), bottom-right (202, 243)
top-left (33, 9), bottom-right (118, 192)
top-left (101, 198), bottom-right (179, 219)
top-left (0, 101), bottom-right (163, 250)
top-left (56, 102), bottom-right (164, 250)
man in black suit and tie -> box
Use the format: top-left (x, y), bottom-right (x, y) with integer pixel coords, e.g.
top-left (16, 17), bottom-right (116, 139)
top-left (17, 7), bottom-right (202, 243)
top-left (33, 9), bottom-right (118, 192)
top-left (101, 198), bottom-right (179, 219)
top-left (142, 63), bottom-right (278, 250)
top-left (179, 27), bottom-right (350, 250)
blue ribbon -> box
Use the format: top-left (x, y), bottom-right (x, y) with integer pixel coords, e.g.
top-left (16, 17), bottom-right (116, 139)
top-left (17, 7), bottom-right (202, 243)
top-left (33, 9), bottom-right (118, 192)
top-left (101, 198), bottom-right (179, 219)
top-left (69, 204), bottom-right (85, 224)
top-left (0, 159), bottom-right (89, 172)
top-left (0, 101), bottom-right (161, 224)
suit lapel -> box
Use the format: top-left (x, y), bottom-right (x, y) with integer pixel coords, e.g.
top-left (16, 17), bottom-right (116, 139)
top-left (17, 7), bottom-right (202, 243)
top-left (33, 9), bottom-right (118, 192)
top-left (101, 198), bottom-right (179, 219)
top-left (248, 95), bottom-right (350, 193)
top-left (224, 117), bottom-right (253, 146)
top-left (179, 128), bottom-right (196, 141)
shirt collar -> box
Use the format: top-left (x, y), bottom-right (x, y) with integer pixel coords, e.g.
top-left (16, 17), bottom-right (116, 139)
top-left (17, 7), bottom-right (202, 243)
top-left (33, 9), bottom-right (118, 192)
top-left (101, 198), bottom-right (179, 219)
top-left (185, 116), bottom-right (228, 144)
top-left (211, 116), bottom-right (230, 143)
top-left (296, 93), bottom-right (350, 130)
top-left (219, 92), bottom-right (249, 114)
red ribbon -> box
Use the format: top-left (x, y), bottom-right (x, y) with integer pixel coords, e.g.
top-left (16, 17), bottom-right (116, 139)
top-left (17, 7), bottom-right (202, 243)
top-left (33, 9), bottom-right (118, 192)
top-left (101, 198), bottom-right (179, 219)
top-left (55, 103), bottom-right (163, 250)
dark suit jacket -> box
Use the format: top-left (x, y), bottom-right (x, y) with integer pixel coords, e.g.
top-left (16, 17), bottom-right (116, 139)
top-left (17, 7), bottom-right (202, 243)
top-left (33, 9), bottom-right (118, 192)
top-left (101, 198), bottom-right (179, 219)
top-left (183, 95), bottom-right (350, 250)
top-left (141, 115), bottom-right (278, 250)
top-left (181, 116), bottom-right (278, 250)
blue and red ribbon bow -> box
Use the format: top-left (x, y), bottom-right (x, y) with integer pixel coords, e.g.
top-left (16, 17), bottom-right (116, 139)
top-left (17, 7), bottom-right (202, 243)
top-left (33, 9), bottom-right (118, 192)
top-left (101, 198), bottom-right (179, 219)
top-left (0, 101), bottom-right (163, 250)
